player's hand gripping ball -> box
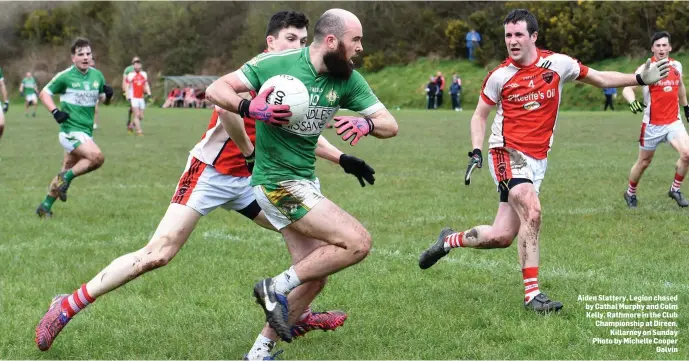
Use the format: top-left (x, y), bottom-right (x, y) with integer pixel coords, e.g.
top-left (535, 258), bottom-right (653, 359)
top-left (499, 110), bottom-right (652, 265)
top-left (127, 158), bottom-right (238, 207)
top-left (256, 75), bottom-right (310, 127)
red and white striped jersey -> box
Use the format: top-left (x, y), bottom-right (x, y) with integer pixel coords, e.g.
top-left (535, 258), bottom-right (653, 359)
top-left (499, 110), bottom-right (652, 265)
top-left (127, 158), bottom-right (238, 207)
top-left (481, 49), bottom-right (589, 160)
top-left (126, 71), bottom-right (148, 99)
top-left (189, 105), bottom-right (257, 177)
top-left (637, 57), bottom-right (683, 125)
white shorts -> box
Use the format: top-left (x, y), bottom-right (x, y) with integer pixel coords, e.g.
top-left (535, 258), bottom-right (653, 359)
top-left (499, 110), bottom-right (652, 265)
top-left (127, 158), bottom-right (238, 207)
top-left (171, 156), bottom-right (255, 216)
top-left (58, 131), bottom-right (93, 153)
top-left (253, 179), bottom-right (324, 230)
top-left (25, 94), bottom-right (37, 103)
top-left (130, 98), bottom-right (146, 109)
top-left (639, 120), bottom-right (687, 151)
top-left (488, 147), bottom-right (548, 196)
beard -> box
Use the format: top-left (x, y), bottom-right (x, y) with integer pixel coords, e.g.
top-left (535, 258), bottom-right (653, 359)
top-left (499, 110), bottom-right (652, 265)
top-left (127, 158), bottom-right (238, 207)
top-left (323, 42), bottom-right (354, 80)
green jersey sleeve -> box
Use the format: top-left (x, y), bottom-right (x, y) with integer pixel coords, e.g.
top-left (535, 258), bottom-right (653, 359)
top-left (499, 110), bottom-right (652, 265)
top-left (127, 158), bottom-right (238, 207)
top-left (341, 70), bottom-right (385, 116)
top-left (0, 67), bottom-right (4, 81)
top-left (237, 49), bottom-right (302, 91)
top-left (45, 69), bottom-right (69, 95)
top-left (98, 71), bottom-right (106, 95)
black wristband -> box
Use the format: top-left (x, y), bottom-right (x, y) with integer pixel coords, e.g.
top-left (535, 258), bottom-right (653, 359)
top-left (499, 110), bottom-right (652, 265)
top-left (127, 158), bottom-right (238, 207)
top-left (364, 117), bottom-right (374, 133)
top-left (238, 99), bottom-right (250, 118)
top-left (51, 108), bottom-right (58, 115)
top-left (636, 73), bottom-right (645, 86)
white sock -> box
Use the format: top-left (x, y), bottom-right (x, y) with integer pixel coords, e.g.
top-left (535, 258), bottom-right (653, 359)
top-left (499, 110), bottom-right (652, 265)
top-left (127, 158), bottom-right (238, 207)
top-left (247, 334), bottom-right (275, 360)
top-left (273, 266), bottom-right (301, 294)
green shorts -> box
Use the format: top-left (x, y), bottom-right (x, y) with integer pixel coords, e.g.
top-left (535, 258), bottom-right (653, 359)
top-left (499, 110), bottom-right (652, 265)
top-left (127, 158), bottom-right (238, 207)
top-left (253, 179), bottom-right (324, 230)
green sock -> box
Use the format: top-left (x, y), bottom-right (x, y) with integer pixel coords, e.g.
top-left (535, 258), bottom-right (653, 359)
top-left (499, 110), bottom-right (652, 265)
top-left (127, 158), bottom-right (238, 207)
top-left (41, 195), bottom-right (57, 209)
top-left (64, 170), bottom-right (75, 182)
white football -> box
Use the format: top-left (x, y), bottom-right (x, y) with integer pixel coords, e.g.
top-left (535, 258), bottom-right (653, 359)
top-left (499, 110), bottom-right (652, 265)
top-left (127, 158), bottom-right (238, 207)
top-left (258, 74), bottom-right (309, 126)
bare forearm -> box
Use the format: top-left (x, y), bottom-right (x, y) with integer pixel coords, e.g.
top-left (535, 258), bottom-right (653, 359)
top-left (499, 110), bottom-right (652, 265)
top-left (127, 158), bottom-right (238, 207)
top-left (595, 72), bottom-right (639, 88)
top-left (39, 91), bottom-right (57, 112)
top-left (470, 115), bottom-right (486, 150)
top-left (622, 87), bottom-right (637, 103)
top-left (218, 107), bottom-right (253, 157)
top-left (206, 80), bottom-right (245, 113)
top-left (369, 111), bottom-right (399, 139)
top-left (315, 135), bottom-right (343, 164)
top-left (145, 83), bottom-right (151, 96)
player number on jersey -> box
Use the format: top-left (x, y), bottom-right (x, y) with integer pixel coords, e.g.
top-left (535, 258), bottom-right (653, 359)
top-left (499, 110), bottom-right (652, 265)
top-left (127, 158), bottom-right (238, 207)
top-left (310, 94), bottom-right (320, 106)
top-left (528, 80), bottom-right (534, 88)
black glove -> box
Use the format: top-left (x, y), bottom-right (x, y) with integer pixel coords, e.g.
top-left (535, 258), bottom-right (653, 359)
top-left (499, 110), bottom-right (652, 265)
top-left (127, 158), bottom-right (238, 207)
top-left (468, 148), bottom-right (483, 168)
top-left (51, 108), bottom-right (70, 124)
top-left (244, 150), bottom-right (255, 174)
top-left (684, 105), bottom-right (689, 122)
top-left (339, 154), bottom-right (375, 187)
top-left (629, 100), bottom-right (646, 114)
top-left (103, 84), bottom-right (114, 102)
top-left (2, 101), bottom-right (8, 113)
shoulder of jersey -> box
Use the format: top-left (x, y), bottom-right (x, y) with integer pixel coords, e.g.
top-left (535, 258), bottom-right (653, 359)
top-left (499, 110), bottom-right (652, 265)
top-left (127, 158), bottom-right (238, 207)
top-left (251, 48), bottom-right (302, 63)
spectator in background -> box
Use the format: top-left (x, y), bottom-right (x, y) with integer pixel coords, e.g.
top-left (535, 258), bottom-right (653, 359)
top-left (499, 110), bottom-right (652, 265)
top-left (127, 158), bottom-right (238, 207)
top-left (184, 84), bottom-right (198, 108)
top-left (162, 86), bottom-right (182, 108)
top-left (425, 75), bottom-right (438, 109)
top-left (450, 73), bottom-right (462, 111)
top-left (435, 71), bottom-right (445, 108)
top-left (466, 29), bottom-right (481, 61)
top-left (603, 87), bottom-right (616, 111)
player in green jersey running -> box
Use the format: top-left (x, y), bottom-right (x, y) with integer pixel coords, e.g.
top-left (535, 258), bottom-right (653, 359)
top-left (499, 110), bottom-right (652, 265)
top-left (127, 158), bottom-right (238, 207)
top-left (20, 72), bottom-right (39, 117)
top-left (0, 65), bottom-right (8, 140)
top-left (122, 56), bottom-right (140, 133)
top-left (207, 8), bottom-right (399, 343)
top-left (35, 38), bottom-right (114, 218)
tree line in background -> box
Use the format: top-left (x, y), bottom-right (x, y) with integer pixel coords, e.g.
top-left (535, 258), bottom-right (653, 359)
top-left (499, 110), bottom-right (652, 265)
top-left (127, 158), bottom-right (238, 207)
top-left (1, 1), bottom-right (688, 91)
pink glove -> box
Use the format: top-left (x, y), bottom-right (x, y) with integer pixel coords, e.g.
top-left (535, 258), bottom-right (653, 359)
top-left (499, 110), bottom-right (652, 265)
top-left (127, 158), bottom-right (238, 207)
top-left (334, 116), bottom-right (375, 146)
top-left (239, 86), bottom-right (292, 126)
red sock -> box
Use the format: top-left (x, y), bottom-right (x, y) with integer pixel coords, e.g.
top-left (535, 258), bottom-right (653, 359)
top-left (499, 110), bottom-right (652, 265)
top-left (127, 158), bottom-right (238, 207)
top-left (671, 173), bottom-right (684, 192)
top-left (627, 180), bottom-right (638, 196)
top-left (522, 267), bottom-right (540, 303)
top-left (61, 284), bottom-right (96, 318)
top-left (443, 231), bottom-right (464, 250)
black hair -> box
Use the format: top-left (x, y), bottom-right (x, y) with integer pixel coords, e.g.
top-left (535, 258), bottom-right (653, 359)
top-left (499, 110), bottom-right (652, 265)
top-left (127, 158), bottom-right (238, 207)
top-left (70, 38), bottom-right (91, 55)
top-left (266, 11), bottom-right (309, 38)
top-left (503, 9), bottom-right (539, 35)
top-left (651, 31), bottom-right (671, 46)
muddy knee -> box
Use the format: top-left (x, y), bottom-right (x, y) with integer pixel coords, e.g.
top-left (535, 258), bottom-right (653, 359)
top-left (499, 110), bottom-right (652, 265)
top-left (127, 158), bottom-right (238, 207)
top-left (493, 233), bottom-right (515, 248)
top-left (139, 235), bottom-right (181, 271)
top-left (351, 230), bottom-right (372, 262)
top-left (89, 152), bottom-right (105, 168)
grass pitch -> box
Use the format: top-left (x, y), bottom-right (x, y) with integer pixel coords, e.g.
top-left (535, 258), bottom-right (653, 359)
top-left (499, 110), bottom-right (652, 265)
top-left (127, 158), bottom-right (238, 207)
top-left (1, 106), bottom-right (687, 359)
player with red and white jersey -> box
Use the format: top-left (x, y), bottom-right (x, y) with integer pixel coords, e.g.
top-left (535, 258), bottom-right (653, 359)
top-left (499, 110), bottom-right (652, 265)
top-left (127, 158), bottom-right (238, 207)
top-left (35, 11), bottom-right (376, 355)
top-left (621, 31), bottom-right (689, 209)
top-left (419, 9), bottom-right (670, 313)
top-left (125, 59), bottom-right (150, 136)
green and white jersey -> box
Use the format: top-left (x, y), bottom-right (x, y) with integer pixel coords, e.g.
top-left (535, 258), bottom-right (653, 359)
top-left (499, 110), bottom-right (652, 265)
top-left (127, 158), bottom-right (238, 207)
top-left (44, 65), bottom-right (105, 136)
top-left (238, 47), bottom-right (385, 185)
top-left (22, 77), bottom-right (38, 95)
top-left (0, 66), bottom-right (4, 81)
